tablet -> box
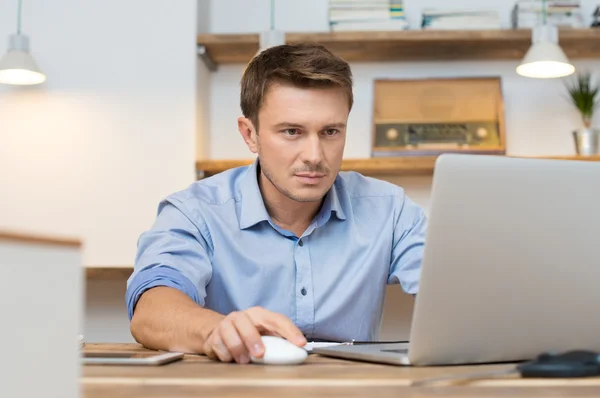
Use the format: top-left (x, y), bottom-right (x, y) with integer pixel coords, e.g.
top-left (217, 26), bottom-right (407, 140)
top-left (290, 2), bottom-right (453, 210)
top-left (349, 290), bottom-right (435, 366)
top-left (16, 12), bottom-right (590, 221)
top-left (82, 351), bottom-right (184, 366)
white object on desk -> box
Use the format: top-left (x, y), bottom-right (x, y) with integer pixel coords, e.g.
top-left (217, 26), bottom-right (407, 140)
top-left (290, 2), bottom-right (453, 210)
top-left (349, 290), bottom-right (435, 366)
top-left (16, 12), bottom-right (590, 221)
top-left (82, 350), bottom-right (184, 366)
top-left (1, 231), bottom-right (82, 398)
top-left (250, 335), bottom-right (308, 365)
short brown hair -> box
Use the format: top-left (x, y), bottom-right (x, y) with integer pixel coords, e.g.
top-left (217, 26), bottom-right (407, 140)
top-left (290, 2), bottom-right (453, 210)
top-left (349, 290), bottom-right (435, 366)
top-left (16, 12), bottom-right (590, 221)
top-left (240, 43), bottom-right (353, 131)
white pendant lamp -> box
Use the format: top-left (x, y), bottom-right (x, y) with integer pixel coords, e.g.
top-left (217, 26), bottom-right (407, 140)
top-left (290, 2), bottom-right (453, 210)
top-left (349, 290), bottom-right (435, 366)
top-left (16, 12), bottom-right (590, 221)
top-left (257, 0), bottom-right (285, 55)
top-left (516, 0), bottom-right (575, 79)
top-left (0, 0), bottom-right (46, 85)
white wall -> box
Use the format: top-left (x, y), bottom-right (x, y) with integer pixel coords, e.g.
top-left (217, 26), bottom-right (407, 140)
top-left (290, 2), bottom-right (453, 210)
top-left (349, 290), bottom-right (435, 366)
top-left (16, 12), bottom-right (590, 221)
top-left (210, 0), bottom-right (598, 33)
top-left (0, 0), bottom-right (198, 342)
top-left (207, 0), bottom-right (600, 162)
top-left (204, 0), bottom-right (600, 339)
top-left (210, 59), bottom-right (600, 162)
top-left (85, 280), bottom-right (131, 342)
top-left (1, 0), bottom-right (598, 343)
top-left (197, 0), bottom-right (212, 159)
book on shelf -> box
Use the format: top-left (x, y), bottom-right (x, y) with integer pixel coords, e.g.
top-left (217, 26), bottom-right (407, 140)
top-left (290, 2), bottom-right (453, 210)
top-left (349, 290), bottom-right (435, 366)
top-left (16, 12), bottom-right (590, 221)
top-left (511, 0), bottom-right (584, 28)
top-left (330, 19), bottom-right (408, 31)
top-left (329, 0), bottom-right (408, 31)
top-left (421, 8), bottom-right (501, 30)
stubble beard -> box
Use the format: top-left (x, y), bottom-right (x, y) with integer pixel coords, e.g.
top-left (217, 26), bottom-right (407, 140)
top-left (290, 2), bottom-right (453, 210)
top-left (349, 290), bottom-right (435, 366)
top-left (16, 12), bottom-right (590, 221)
top-left (256, 140), bottom-right (326, 203)
top-left (260, 159), bottom-right (324, 203)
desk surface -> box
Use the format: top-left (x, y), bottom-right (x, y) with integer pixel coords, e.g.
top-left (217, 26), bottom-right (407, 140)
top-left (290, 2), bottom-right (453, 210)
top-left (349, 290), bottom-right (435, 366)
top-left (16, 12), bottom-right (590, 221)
top-left (82, 343), bottom-right (600, 398)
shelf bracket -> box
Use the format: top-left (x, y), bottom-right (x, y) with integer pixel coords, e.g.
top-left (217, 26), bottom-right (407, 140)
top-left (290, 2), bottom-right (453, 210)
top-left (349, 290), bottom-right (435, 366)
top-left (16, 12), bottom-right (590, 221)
top-left (197, 44), bottom-right (217, 71)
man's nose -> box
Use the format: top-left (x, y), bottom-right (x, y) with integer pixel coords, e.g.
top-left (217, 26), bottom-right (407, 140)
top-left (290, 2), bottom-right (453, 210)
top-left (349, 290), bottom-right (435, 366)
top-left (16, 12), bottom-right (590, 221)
top-left (300, 133), bottom-right (324, 166)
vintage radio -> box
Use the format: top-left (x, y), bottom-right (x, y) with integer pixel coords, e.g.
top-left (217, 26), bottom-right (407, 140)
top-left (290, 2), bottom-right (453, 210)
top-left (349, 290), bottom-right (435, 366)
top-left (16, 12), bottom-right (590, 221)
top-left (372, 77), bottom-right (506, 157)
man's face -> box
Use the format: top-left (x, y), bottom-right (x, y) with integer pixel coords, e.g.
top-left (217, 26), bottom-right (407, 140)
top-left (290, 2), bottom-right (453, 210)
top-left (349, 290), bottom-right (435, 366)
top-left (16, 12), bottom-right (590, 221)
top-left (241, 83), bottom-right (349, 203)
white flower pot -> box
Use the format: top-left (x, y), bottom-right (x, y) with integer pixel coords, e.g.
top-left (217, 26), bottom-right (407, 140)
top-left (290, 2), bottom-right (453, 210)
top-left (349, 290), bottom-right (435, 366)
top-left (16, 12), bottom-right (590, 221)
top-left (573, 127), bottom-right (600, 155)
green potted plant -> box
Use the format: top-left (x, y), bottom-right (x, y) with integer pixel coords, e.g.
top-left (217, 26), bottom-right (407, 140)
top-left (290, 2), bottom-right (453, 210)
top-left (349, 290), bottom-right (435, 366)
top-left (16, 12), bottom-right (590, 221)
top-left (565, 72), bottom-right (600, 155)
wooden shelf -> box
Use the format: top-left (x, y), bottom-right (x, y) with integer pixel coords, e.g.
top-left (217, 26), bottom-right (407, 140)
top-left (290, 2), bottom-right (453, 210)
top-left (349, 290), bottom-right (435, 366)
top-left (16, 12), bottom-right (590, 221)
top-left (197, 155), bottom-right (600, 178)
top-left (197, 29), bottom-right (600, 66)
top-left (533, 154), bottom-right (600, 161)
top-left (86, 267), bottom-right (133, 280)
top-left (196, 157), bottom-right (438, 178)
top-left (86, 154), bottom-right (600, 280)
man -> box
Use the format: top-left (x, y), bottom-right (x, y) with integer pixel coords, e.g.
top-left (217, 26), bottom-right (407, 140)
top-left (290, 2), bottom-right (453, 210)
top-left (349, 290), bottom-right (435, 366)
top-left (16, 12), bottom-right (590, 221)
top-left (126, 43), bottom-right (427, 364)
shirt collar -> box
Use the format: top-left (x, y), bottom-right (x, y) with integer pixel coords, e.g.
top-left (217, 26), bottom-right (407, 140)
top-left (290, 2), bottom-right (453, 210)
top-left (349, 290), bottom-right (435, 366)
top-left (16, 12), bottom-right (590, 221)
top-left (315, 178), bottom-right (347, 227)
top-left (239, 158), bottom-right (271, 230)
top-left (238, 158), bottom-right (347, 230)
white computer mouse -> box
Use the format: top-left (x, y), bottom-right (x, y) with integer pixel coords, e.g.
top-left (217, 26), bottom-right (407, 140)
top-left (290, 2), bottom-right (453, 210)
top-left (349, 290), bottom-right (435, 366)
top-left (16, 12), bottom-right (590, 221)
top-left (249, 335), bottom-right (308, 365)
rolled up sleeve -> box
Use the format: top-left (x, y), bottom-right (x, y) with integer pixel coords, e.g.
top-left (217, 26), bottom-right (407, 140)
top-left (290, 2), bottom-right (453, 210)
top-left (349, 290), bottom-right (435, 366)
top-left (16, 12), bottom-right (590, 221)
top-left (387, 193), bottom-right (428, 295)
top-left (126, 199), bottom-right (213, 320)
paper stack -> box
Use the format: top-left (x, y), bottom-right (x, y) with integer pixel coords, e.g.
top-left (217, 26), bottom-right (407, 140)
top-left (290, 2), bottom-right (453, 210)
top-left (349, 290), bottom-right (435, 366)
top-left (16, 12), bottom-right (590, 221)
top-left (329, 0), bottom-right (408, 32)
top-left (421, 9), bottom-right (502, 30)
top-left (511, 0), bottom-right (584, 28)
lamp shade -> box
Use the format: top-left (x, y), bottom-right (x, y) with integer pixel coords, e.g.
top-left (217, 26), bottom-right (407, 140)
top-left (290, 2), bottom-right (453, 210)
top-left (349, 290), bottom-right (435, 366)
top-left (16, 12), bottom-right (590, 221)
top-left (516, 25), bottom-right (575, 79)
top-left (0, 33), bottom-right (45, 85)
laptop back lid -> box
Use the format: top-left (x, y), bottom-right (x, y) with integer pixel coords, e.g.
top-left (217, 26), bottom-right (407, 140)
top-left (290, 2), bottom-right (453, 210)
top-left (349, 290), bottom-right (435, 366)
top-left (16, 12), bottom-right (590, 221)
top-left (408, 154), bottom-right (600, 366)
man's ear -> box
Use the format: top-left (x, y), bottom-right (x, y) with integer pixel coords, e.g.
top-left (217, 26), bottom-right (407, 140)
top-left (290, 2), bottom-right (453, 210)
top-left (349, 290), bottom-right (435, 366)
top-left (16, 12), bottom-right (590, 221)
top-left (238, 117), bottom-right (258, 154)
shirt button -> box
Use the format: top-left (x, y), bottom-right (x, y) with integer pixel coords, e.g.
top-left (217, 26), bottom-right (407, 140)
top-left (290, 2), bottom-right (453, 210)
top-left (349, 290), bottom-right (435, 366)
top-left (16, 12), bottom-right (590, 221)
top-left (298, 239), bottom-right (304, 247)
top-left (301, 287), bottom-right (307, 296)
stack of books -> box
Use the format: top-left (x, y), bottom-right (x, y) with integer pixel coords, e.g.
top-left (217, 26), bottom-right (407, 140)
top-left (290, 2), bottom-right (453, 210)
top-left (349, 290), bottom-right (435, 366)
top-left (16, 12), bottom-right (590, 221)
top-left (511, 0), bottom-right (584, 28)
top-left (421, 9), bottom-right (501, 30)
top-left (328, 0), bottom-right (408, 32)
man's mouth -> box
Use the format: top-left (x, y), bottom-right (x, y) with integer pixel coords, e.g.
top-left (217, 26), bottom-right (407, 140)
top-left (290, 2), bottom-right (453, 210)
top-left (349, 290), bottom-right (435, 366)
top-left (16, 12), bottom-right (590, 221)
top-left (295, 173), bottom-right (325, 178)
top-left (294, 173), bottom-right (326, 184)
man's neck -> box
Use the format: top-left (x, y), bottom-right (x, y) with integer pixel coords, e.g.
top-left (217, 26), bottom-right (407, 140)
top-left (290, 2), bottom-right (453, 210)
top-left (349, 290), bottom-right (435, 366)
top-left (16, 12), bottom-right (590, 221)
top-left (258, 171), bottom-right (322, 237)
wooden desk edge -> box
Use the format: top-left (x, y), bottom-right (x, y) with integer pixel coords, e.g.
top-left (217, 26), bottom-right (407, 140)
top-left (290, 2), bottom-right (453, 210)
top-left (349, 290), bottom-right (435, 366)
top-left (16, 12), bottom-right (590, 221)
top-left (81, 344), bottom-right (600, 389)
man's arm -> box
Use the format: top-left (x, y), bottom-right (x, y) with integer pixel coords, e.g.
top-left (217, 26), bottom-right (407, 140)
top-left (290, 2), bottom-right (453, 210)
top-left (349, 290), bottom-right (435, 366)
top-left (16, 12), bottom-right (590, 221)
top-left (130, 286), bottom-right (224, 353)
top-left (131, 286), bottom-right (306, 363)
top-left (126, 200), bottom-right (306, 363)
top-left (388, 192), bottom-right (428, 295)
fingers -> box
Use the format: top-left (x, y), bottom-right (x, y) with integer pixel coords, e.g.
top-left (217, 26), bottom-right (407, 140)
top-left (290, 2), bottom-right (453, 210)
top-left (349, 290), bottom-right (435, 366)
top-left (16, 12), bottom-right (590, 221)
top-left (209, 311), bottom-right (263, 364)
top-left (219, 314), bottom-right (251, 364)
top-left (204, 307), bottom-right (305, 364)
top-left (231, 311), bottom-right (265, 359)
top-left (270, 313), bottom-right (307, 346)
top-left (247, 307), bottom-right (307, 347)
top-left (206, 331), bottom-right (233, 363)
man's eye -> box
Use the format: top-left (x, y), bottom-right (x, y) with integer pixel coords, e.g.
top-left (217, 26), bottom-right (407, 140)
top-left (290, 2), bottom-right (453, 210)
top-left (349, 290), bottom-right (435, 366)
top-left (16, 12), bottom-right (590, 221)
top-left (324, 129), bottom-right (339, 136)
top-left (283, 129), bottom-right (299, 136)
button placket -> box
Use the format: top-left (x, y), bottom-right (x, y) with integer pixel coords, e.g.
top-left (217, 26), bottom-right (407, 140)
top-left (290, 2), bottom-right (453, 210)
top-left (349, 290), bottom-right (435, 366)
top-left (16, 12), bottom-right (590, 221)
top-left (294, 236), bottom-right (314, 335)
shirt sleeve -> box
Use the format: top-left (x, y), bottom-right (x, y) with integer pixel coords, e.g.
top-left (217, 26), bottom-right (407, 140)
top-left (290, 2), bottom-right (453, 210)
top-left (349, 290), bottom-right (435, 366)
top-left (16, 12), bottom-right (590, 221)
top-left (387, 193), bottom-right (427, 295)
top-left (125, 199), bottom-right (213, 320)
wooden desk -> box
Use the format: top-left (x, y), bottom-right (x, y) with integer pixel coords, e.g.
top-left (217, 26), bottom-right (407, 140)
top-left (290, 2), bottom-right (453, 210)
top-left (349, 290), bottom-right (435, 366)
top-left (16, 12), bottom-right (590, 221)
top-left (82, 344), bottom-right (600, 398)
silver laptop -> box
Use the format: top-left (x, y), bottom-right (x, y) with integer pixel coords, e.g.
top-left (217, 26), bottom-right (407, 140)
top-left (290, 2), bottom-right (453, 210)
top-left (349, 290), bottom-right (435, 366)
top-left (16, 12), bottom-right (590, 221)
top-left (314, 154), bottom-right (600, 366)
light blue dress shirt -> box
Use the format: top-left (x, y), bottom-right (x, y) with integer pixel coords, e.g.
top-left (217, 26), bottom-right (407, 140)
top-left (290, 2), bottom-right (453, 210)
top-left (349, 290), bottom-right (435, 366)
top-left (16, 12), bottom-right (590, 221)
top-left (126, 159), bottom-right (427, 342)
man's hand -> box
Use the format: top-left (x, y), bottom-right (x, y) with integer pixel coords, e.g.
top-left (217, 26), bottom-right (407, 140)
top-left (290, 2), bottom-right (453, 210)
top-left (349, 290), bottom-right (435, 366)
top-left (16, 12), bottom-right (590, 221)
top-left (203, 306), bottom-right (306, 364)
